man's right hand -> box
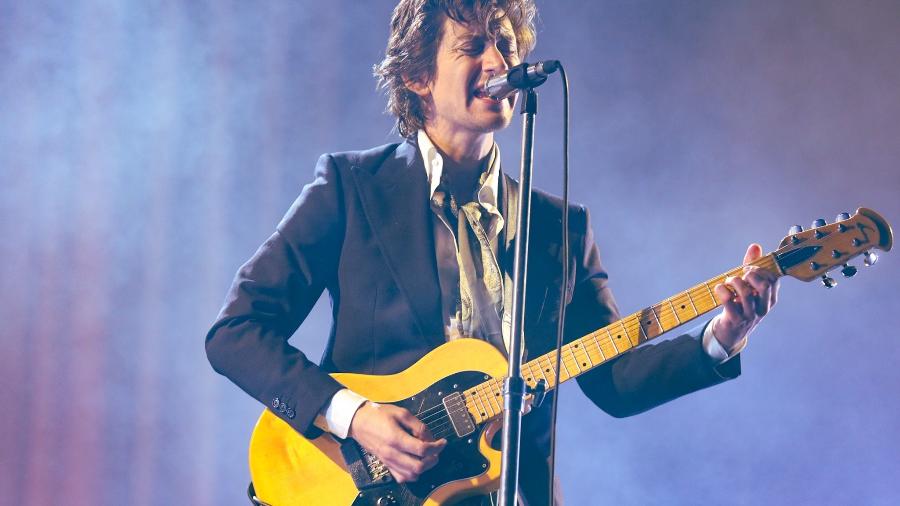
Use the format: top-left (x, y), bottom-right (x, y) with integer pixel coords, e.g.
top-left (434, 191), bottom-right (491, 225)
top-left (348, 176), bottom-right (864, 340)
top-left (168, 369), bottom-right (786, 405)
top-left (348, 401), bottom-right (447, 483)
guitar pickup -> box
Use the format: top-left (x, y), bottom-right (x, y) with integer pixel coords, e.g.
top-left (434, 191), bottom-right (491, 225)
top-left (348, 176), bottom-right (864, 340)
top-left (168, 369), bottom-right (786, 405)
top-left (442, 392), bottom-right (475, 437)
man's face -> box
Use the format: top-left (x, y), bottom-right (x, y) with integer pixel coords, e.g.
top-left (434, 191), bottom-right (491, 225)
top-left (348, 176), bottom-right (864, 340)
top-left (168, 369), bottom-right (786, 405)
top-left (411, 16), bottom-right (521, 137)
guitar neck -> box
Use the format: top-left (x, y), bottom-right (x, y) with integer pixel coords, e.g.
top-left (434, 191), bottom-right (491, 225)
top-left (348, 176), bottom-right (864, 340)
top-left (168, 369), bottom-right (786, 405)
top-left (462, 253), bottom-right (782, 425)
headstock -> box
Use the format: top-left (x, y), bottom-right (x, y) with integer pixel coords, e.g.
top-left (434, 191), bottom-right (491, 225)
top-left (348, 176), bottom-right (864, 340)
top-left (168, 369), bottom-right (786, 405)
top-left (774, 208), bottom-right (892, 286)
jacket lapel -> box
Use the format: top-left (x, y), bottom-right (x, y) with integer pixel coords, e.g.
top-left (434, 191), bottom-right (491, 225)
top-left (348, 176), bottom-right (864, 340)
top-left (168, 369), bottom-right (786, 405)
top-left (350, 139), bottom-right (445, 347)
top-left (500, 173), bottom-right (552, 334)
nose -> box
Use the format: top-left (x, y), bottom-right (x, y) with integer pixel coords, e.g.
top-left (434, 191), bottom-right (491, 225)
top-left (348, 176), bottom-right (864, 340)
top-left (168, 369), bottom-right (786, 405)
top-left (482, 42), bottom-right (509, 76)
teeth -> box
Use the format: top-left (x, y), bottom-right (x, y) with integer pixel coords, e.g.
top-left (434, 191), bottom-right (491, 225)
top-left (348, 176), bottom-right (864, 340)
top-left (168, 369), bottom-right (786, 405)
top-left (474, 88), bottom-right (503, 102)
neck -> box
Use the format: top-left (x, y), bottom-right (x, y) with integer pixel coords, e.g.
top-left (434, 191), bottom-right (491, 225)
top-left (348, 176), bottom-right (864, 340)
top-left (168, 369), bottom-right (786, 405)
top-left (423, 126), bottom-right (493, 200)
top-left (424, 126), bottom-right (493, 169)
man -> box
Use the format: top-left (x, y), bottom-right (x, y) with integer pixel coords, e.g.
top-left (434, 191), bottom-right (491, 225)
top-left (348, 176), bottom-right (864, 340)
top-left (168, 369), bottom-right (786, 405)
top-left (206, 0), bottom-right (779, 504)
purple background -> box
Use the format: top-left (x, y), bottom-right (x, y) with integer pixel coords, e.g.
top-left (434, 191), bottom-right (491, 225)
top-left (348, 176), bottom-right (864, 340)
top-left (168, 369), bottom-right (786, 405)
top-left (2, 1), bottom-right (899, 504)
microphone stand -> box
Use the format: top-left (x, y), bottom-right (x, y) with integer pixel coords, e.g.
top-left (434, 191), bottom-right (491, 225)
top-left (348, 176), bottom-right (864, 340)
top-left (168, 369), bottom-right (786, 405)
top-left (498, 87), bottom-right (539, 506)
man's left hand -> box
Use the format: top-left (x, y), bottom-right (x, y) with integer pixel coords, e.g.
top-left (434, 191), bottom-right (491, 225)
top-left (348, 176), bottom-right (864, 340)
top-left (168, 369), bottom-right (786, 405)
top-left (712, 243), bottom-right (780, 353)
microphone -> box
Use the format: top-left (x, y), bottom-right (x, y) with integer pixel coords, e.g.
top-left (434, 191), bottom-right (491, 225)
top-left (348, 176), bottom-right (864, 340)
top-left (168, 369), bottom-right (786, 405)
top-left (480, 60), bottom-right (560, 100)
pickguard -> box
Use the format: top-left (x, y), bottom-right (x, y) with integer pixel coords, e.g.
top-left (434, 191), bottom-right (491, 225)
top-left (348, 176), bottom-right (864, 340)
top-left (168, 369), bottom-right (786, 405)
top-left (346, 370), bottom-right (493, 506)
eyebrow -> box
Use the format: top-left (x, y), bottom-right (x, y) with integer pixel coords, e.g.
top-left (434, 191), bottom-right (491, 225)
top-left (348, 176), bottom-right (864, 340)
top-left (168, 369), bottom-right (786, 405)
top-left (453, 31), bottom-right (516, 49)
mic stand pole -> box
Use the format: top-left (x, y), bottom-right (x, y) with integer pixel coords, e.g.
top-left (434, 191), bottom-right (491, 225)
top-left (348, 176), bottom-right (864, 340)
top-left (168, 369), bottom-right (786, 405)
top-left (498, 87), bottom-right (539, 506)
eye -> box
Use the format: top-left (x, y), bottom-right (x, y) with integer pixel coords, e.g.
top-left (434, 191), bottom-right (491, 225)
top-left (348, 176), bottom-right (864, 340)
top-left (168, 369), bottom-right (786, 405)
top-left (463, 40), bottom-right (486, 55)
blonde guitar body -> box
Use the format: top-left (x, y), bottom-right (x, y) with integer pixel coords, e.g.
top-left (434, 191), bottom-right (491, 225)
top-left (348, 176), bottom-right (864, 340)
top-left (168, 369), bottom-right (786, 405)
top-left (249, 338), bottom-right (509, 506)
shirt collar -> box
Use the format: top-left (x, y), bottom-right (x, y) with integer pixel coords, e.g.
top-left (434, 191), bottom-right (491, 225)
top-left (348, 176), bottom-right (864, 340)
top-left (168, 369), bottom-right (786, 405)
top-left (417, 129), bottom-right (501, 211)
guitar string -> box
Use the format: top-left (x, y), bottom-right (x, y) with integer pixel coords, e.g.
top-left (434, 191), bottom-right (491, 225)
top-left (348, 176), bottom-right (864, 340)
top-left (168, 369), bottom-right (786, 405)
top-left (368, 257), bottom-right (782, 472)
top-left (418, 266), bottom-right (761, 428)
top-left (410, 256), bottom-right (777, 429)
top-left (416, 279), bottom-right (730, 427)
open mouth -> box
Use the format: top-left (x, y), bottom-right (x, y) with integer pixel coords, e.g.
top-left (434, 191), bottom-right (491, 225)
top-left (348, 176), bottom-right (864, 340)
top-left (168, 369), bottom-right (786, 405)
top-left (472, 86), bottom-right (512, 103)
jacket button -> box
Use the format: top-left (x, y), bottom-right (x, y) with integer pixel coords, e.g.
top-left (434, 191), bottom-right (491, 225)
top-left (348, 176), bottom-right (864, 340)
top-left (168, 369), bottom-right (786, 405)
top-left (272, 397), bottom-right (281, 409)
top-left (285, 408), bottom-right (295, 419)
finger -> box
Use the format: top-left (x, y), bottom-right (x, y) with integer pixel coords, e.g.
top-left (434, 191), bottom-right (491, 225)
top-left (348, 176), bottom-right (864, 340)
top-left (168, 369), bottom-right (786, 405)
top-left (386, 443), bottom-right (439, 482)
top-left (714, 282), bottom-right (741, 317)
top-left (743, 270), bottom-right (772, 316)
top-left (743, 243), bottom-right (763, 266)
top-left (421, 453), bottom-right (440, 472)
top-left (522, 393), bottom-right (533, 415)
top-left (727, 276), bottom-right (756, 317)
top-left (382, 448), bottom-right (423, 483)
top-left (395, 408), bottom-right (433, 441)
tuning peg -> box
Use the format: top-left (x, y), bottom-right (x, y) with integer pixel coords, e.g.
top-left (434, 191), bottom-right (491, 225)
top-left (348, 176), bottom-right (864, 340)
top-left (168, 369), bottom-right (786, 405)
top-left (812, 218), bottom-right (827, 228)
top-left (841, 264), bottom-right (858, 278)
top-left (836, 212), bottom-right (851, 221)
top-left (863, 251), bottom-right (878, 266)
top-left (821, 275), bottom-right (837, 288)
top-left (789, 225), bottom-right (803, 235)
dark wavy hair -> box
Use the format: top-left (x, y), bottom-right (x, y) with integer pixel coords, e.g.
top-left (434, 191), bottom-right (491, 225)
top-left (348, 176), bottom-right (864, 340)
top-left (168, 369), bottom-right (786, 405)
top-left (374, 0), bottom-right (537, 138)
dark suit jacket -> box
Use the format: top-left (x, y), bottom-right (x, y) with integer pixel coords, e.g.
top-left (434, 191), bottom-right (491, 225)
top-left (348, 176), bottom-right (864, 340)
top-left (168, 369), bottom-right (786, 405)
top-left (206, 138), bottom-right (740, 503)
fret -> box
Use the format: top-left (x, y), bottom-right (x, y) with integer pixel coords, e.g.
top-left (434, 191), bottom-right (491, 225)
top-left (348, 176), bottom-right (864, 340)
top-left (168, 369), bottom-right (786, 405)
top-left (567, 345), bottom-right (583, 374)
top-left (527, 364), bottom-right (541, 388)
top-left (600, 329), bottom-right (614, 360)
top-left (647, 306), bottom-right (668, 335)
top-left (487, 382), bottom-right (502, 413)
top-left (591, 332), bottom-right (607, 361)
top-left (685, 290), bottom-right (699, 316)
top-left (599, 328), bottom-right (616, 357)
top-left (667, 299), bottom-right (682, 325)
top-left (637, 318), bottom-right (649, 343)
top-left (618, 321), bottom-right (636, 348)
top-left (478, 383), bottom-right (502, 418)
top-left (464, 390), bottom-right (482, 423)
top-left (472, 387), bottom-right (491, 419)
top-left (649, 305), bottom-right (663, 332)
top-left (609, 326), bottom-right (621, 354)
top-left (702, 282), bottom-right (716, 309)
top-left (559, 354), bottom-right (572, 381)
top-left (574, 342), bottom-right (594, 369)
top-left (540, 355), bottom-right (557, 387)
top-left (534, 358), bottom-right (550, 385)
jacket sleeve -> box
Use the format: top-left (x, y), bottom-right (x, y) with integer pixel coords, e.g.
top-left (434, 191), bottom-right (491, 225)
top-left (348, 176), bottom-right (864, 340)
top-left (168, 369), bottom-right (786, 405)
top-left (569, 206), bottom-right (741, 418)
top-left (205, 154), bottom-right (346, 438)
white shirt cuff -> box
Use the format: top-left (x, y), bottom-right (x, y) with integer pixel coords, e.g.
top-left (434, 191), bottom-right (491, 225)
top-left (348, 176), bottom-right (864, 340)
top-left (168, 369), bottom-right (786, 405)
top-left (323, 388), bottom-right (369, 439)
top-left (702, 315), bottom-right (747, 364)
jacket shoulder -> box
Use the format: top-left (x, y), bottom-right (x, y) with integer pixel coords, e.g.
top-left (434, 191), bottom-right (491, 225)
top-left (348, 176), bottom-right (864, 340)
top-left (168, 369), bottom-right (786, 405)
top-left (509, 176), bottom-right (590, 235)
top-left (325, 141), bottom-right (409, 175)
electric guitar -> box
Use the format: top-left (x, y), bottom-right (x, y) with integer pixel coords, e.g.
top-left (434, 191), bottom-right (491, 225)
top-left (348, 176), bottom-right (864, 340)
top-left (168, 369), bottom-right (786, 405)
top-left (247, 208), bottom-right (892, 505)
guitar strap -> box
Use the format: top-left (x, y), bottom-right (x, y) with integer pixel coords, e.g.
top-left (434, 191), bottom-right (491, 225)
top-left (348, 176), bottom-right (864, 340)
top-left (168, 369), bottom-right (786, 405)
top-left (500, 173), bottom-right (520, 358)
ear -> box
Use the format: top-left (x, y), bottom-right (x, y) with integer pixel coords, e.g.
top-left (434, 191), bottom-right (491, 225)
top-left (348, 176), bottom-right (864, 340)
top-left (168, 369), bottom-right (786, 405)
top-left (403, 74), bottom-right (430, 98)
